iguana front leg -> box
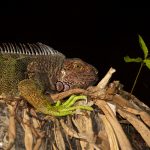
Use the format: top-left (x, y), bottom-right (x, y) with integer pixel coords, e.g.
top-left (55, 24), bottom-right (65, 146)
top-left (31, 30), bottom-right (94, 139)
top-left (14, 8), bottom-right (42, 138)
top-left (18, 79), bottom-right (93, 116)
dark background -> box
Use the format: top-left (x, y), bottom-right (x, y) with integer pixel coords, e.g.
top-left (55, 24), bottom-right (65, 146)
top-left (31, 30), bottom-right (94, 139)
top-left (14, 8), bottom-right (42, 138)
top-left (0, 2), bottom-right (150, 106)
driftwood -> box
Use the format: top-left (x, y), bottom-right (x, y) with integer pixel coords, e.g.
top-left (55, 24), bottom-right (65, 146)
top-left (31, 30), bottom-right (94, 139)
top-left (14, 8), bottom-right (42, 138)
top-left (0, 67), bottom-right (150, 150)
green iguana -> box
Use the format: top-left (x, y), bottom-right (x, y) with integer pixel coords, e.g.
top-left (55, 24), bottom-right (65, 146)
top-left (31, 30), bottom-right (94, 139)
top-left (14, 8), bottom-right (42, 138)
top-left (0, 43), bottom-right (98, 116)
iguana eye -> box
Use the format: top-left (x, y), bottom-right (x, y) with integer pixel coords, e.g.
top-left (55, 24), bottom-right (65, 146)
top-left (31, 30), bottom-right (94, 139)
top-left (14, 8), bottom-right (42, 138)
top-left (73, 63), bottom-right (82, 69)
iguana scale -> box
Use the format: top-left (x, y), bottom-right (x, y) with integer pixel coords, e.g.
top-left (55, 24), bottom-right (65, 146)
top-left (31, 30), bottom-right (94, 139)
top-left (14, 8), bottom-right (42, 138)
top-left (0, 42), bottom-right (98, 116)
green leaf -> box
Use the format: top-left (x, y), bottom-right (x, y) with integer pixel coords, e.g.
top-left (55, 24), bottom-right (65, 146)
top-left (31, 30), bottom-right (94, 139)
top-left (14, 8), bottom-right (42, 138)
top-left (138, 35), bottom-right (148, 59)
top-left (144, 59), bottom-right (150, 69)
top-left (124, 56), bottom-right (142, 63)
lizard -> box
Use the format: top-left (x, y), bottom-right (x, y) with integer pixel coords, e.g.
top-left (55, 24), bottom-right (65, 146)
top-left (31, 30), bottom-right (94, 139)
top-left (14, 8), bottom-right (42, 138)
top-left (0, 42), bottom-right (98, 116)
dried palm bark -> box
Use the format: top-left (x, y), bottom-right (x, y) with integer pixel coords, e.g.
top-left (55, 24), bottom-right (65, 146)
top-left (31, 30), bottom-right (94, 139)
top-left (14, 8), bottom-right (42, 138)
top-left (0, 67), bottom-right (150, 150)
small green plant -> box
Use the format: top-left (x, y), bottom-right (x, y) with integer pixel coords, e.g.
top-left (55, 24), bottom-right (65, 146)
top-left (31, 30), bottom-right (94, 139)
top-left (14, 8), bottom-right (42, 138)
top-left (124, 34), bottom-right (150, 94)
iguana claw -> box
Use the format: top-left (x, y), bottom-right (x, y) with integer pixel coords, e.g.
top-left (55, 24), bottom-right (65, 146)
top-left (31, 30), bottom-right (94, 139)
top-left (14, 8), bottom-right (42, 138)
top-left (53, 94), bottom-right (93, 116)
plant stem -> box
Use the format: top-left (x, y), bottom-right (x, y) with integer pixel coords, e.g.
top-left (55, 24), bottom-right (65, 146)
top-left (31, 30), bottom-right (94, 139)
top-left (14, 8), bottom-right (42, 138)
top-left (130, 62), bottom-right (144, 94)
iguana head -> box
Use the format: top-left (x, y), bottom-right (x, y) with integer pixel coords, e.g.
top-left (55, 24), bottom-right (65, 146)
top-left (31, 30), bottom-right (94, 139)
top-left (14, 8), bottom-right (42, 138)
top-left (56, 58), bottom-right (98, 91)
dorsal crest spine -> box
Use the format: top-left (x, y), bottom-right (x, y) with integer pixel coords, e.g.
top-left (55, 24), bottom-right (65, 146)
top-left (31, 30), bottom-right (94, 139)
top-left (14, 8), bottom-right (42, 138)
top-left (0, 42), bottom-right (63, 56)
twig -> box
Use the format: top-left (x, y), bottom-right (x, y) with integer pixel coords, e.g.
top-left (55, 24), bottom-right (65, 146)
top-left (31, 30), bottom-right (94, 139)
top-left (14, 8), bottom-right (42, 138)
top-left (97, 67), bottom-right (116, 89)
top-left (51, 88), bottom-right (87, 101)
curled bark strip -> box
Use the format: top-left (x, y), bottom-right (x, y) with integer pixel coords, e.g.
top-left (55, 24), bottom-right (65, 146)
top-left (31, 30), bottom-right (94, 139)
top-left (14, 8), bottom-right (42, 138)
top-left (96, 100), bottom-right (132, 150)
top-left (113, 93), bottom-right (150, 128)
top-left (22, 108), bottom-right (33, 150)
top-left (5, 102), bottom-right (17, 150)
top-left (120, 91), bottom-right (150, 112)
top-left (71, 114), bottom-right (94, 148)
top-left (61, 118), bottom-right (100, 150)
top-left (100, 114), bottom-right (119, 150)
top-left (54, 119), bottom-right (66, 150)
top-left (117, 108), bottom-right (150, 147)
top-left (71, 114), bottom-right (94, 141)
top-left (139, 111), bottom-right (150, 128)
top-left (60, 119), bottom-right (82, 139)
top-left (123, 107), bottom-right (150, 128)
top-left (112, 94), bottom-right (135, 108)
top-left (71, 114), bottom-right (101, 150)
top-left (51, 88), bottom-right (88, 101)
top-left (32, 116), bottom-right (45, 150)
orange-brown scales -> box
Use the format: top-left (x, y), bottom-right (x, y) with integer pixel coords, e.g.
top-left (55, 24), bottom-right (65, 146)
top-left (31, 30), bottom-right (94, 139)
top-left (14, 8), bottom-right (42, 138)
top-left (56, 58), bottom-right (98, 91)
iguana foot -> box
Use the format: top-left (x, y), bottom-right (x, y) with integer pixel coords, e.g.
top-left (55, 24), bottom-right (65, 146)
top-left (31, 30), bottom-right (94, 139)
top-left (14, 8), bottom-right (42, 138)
top-left (51, 95), bottom-right (93, 116)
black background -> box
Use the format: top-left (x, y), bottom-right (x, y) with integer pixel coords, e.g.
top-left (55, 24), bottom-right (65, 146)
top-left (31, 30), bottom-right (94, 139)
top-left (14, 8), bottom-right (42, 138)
top-left (0, 2), bottom-right (150, 106)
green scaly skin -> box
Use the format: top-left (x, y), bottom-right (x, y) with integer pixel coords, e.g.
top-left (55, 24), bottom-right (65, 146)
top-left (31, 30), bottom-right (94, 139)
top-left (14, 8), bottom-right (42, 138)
top-left (18, 79), bottom-right (93, 116)
top-left (0, 54), bottom-right (27, 96)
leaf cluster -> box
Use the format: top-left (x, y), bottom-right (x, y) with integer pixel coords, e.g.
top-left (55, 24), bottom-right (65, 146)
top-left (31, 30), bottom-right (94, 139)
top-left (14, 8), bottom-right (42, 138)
top-left (124, 35), bottom-right (150, 69)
